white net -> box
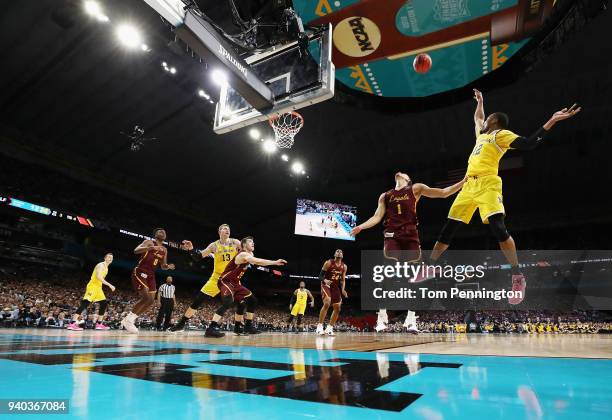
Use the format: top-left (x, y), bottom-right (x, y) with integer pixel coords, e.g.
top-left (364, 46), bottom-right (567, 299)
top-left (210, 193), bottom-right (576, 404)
top-left (269, 112), bottom-right (304, 148)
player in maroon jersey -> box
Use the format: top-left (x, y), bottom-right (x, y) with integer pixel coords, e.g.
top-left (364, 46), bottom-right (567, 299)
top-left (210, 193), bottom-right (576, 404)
top-left (120, 228), bottom-right (180, 334)
top-left (351, 172), bottom-right (465, 332)
top-left (316, 249), bottom-right (347, 336)
top-left (205, 236), bottom-right (287, 338)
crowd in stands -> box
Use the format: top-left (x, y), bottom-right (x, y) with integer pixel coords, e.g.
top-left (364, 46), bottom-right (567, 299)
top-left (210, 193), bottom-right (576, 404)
top-left (0, 266), bottom-right (323, 332)
top-left (380, 310), bottom-right (612, 334)
top-left (1, 265), bottom-right (610, 334)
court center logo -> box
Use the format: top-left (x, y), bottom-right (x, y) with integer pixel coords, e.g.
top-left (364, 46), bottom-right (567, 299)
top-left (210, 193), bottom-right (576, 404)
top-left (333, 16), bottom-right (381, 57)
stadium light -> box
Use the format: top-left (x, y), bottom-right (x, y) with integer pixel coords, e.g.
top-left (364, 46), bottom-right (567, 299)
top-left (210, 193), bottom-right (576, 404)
top-left (211, 69), bottom-right (228, 87)
top-left (141, 44), bottom-right (150, 52)
top-left (262, 140), bottom-right (278, 154)
top-left (249, 128), bottom-right (260, 140)
top-left (84, 1), bottom-right (109, 22)
top-left (116, 24), bottom-right (143, 49)
top-left (198, 89), bottom-right (210, 99)
top-left (281, 154), bottom-right (289, 162)
top-left (169, 67), bottom-right (177, 74)
top-left (291, 161), bottom-right (304, 174)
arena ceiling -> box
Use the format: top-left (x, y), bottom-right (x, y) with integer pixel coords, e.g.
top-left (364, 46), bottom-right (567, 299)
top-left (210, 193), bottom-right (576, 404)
top-left (0, 0), bottom-right (608, 239)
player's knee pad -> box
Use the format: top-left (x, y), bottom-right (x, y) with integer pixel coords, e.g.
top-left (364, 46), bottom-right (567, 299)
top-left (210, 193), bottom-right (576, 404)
top-left (438, 219), bottom-right (462, 245)
top-left (76, 300), bottom-right (90, 314)
top-left (236, 301), bottom-right (246, 316)
top-left (97, 300), bottom-right (108, 314)
top-left (245, 295), bottom-right (258, 312)
top-left (488, 214), bottom-right (510, 242)
top-left (215, 296), bottom-right (234, 316)
top-left (189, 292), bottom-right (207, 310)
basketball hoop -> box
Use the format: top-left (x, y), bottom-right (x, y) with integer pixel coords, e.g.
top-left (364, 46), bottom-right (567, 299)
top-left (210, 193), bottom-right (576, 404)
top-left (269, 111), bottom-right (304, 149)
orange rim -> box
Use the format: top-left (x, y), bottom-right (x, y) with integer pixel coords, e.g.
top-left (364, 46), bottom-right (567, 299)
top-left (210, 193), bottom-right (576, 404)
top-left (268, 111), bottom-right (304, 127)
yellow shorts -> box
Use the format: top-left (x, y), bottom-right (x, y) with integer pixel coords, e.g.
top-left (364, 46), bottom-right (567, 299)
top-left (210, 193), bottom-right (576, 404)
top-left (83, 283), bottom-right (106, 302)
top-left (448, 175), bottom-right (504, 224)
top-left (201, 273), bottom-right (221, 297)
top-left (291, 303), bottom-right (307, 316)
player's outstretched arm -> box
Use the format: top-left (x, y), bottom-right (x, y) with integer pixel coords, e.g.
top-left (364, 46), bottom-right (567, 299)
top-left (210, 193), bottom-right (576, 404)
top-left (351, 192), bottom-right (386, 236)
top-left (180, 240), bottom-right (193, 251)
top-left (413, 178), bottom-right (466, 199)
top-left (243, 254), bottom-right (287, 267)
top-left (134, 239), bottom-right (155, 254)
top-left (511, 104), bottom-right (581, 151)
top-left (200, 242), bottom-right (217, 258)
top-left (473, 89), bottom-right (485, 137)
top-left (543, 103), bottom-right (581, 130)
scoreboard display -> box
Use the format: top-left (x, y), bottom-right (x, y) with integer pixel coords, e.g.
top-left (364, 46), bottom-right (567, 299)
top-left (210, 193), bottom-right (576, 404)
top-left (0, 196), bottom-right (94, 227)
top-left (1, 195), bottom-right (184, 249)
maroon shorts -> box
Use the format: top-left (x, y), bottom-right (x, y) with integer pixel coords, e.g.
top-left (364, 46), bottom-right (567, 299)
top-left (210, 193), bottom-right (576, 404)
top-left (132, 267), bottom-right (156, 292)
top-left (321, 281), bottom-right (342, 305)
top-left (219, 280), bottom-right (252, 303)
top-left (384, 229), bottom-right (421, 262)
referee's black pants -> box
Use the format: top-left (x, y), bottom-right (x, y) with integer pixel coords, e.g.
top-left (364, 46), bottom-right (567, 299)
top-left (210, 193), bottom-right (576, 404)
top-left (156, 298), bottom-right (174, 330)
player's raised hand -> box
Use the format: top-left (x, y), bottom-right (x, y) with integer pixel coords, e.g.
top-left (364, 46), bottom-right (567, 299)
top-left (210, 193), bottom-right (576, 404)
top-left (275, 259), bottom-right (288, 266)
top-left (167, 263), bottom-right (176, 270)
top-left (550, 103), bottom-right (581, 123)
top-left (473, 89), bottom-right (483, 103)
top-left (180, 240), bottom-right (194, 251)
top-left (350, 226), bottom-right (362, 236)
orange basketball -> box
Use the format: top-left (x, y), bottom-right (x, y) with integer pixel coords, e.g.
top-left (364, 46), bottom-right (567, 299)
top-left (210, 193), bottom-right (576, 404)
top-left (413, 53), bottom-right (432, 74)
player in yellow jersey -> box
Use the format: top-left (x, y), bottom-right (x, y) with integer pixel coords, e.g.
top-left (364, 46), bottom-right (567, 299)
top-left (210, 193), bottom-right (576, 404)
top-left (287, 281), bottom-right (314, 333)
top-left (67, 253), bottom-right (115, 331)
top-left (428, 89), bottom-right (581, 305)
top-left (168, 224), bottom-right (241, 332)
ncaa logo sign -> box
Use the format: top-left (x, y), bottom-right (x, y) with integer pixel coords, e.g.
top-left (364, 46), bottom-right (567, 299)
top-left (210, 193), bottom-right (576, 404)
top-left (333, 16), bottom-right (381, 58)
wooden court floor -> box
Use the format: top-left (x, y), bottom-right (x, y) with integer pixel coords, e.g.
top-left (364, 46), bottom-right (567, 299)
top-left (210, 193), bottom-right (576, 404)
top-left (2, 329), bottom-right (611, 358)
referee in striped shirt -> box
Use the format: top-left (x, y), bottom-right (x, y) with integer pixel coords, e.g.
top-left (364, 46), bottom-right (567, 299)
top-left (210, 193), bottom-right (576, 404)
top-left (156, 276), bottom-right (176, 331)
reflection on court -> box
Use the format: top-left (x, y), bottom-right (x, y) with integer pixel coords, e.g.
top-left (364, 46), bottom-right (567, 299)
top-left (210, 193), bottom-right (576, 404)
top-left (1, 331), bottom-right (611, 419)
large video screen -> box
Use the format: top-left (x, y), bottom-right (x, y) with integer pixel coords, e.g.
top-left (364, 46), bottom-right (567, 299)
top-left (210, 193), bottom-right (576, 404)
top-left (295, 198), bottom-right (357, 241)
